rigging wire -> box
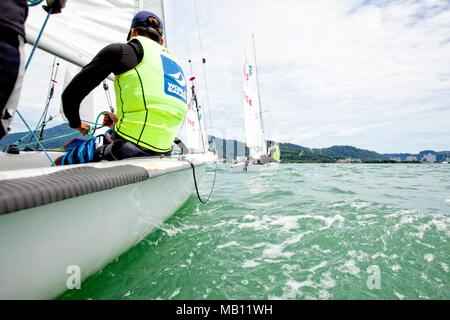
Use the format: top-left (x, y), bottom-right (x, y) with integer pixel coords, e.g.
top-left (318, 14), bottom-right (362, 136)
top-left (13, 5), bottom-right (56, 165)
top-left (193, 0), bottom-right (213, 132)
top-left (180, 0), bottom-right (217, 204)
top-left (34, 58), bottom-right (60, 146)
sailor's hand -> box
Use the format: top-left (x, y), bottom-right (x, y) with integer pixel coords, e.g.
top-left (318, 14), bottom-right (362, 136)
top-left (103, 112), bottom-right (117, 128)
top-left (75, 122), bottom-right (91, 136)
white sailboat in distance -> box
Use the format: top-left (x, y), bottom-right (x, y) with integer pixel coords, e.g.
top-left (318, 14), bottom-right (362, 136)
top-left (231, 35), bottom-right (280, 172)
top-left (0, 0), bottom-right (216, 299)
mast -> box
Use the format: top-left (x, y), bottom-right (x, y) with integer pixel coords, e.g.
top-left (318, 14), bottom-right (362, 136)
top-left (161, 0), bottom-right (167, 47)
top-left (252, 34), bottom-right (267, 155)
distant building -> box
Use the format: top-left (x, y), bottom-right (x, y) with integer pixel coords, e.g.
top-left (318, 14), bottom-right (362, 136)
top-left (421, 153), bottom-right (436, 163)
top-left (336, 158), bottom-right (362, 163)
top-left (405, 156), bottom-right (417, 162)
top-left (389, 157), bottom-right (402, 162)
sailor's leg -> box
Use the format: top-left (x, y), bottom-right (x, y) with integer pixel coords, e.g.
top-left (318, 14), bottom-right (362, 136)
top-left (0, 36), bottom-right (24, 139)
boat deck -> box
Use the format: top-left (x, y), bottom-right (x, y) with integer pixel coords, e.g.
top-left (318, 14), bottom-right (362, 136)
top-left (0, 151), bottom-right (217, 215)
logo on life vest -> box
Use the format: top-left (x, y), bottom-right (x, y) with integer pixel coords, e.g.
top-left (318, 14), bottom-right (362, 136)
top-left (161, 55), bottom-right (187, 103)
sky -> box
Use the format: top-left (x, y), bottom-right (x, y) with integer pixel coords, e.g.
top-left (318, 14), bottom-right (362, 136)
top-left (14, 0), bottom-right (450, 154)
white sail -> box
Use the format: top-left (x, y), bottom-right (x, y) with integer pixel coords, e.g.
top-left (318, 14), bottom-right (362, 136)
top-left (178, 104), bottom-right (207, 153)
top-left (26, 1), bottom-right (205, 153)
top-left (243, 35), bottom-right (266, 160)
top-left (26, 0), bottom-right (165, 125)
top-left (25, 0), bottom-right (165, 68)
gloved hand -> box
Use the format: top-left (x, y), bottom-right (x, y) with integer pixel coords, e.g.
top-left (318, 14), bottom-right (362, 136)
top-left (103, 112), bottom-right (118, 128)
top-left (75, 122), bottom-right (91, 137)
top-left (43, 0), bottom-right (67, 14)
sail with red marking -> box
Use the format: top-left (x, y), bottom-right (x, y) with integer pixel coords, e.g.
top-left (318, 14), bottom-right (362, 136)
top-left (243, 36), bottom-right (266, 160)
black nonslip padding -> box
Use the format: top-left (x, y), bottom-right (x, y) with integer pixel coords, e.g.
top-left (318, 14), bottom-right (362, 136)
top-left (0, 165), bottom-right (149, 215)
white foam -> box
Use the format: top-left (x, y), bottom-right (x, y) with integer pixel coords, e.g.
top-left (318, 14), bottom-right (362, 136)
top-left (351, 201), bottom-right (371, 209)
top-left (321, 214), bottom-right (345, 226)
top-left (123, 290), bottom-right (131, 297)
top-left (356, 214), bottom-right (378, 220)
top-left (424, 254), bottom-right (434, 263)
top-left (277, 278), bottom-right (315, 299)
top-left (242, 260), bottom-right (261, 269)
top-left (338, 259), bottom-right (361, 276)
top-left (392, 264), bottom-right (401, 272)
top-left (318, 289), bottom-right (331, 300)
top-left (394, 291), bottom-right (405, 300)
top-left (312, 245), bottom-right (332, 254)
top-left (238, 216), bottom-right (272, 230)
top-left (243, 214), bottom-right (256, 221)
top-left (269, 215), bottom-right (300, 232)
top-left (168, 288), bottom-right (181, 299)
top-left (308, 261), bottom-right (328, 273)
top-left (320, 272), bottom-right (336, 289)
top-left (440, 263), bottom-right (449, 272)
top-left (217, 241), bottom-right (240, 249)
top-left (348, 250), bottom-right (369, 262)
top-left (262, 244), bottom-right (295, 259)
top-left (260, 232), bottom-right (311, 260)
top-left (371, 252), bottom-right (388, 259)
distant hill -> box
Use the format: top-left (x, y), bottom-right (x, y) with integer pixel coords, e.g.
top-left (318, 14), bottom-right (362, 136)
top-left (211, 138), bottom-right (449, 163)
top-left (313, 145), bottom-right (383, 161)
top-left (2, 127), bottom-right (448, 163)
top-left (0, 124), bottom-right (83, 151)
top-left (384, 150), bottom-right (450, 162)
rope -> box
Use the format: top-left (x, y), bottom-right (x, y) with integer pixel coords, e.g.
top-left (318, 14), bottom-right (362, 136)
top-left (25, 7), bottom-right (53, 71)
top-left (15, 110), bottom-right (56, 166)
top-left (17, 131), bottom-right (80, 149)
top-left (88, 111), bottom-right (107, 137)
top-left (28, 0), bottom-right (45, 6)
top-left (184, 157), bottom-right (217, 205)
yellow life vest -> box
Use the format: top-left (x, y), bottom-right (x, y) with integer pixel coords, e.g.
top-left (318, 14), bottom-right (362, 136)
top-left (270, 145), bottom-right (281, 162)
top-left (113, 36), bottom-right (188, 152)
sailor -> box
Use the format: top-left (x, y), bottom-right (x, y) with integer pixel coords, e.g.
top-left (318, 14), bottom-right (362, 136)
top-left (258, 141), bottom-right (280, 165)
top-left (58, 11), bottom-right (188, 164)
top-left (0, 0), bottom-right (28, 140)
top-left (268, 141), bottom-right (281, 162)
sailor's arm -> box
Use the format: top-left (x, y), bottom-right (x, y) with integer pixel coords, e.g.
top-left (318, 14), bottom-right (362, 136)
top-left (62, 44), bottom-right (123, 131)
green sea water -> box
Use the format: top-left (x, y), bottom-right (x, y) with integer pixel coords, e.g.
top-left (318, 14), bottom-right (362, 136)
top-left (60, 164), bottom-right (450, 300)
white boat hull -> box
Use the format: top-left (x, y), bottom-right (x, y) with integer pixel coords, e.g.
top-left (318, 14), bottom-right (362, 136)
top-left (0, 153), bottom-right (215, 299)
top-left (229, 162), bottom-right (280, 173)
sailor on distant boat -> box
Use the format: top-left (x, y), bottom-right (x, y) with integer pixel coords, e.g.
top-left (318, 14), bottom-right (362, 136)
top-left (258, 141), bottom-right (280, 165)
top-left (57, 11), bottom-right (188, 165)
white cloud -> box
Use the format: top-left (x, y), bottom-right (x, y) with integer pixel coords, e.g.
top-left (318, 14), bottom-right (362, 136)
top-left (14, 0), bottom-right (450, 153)
top-left (165, 0), bottom-right (450, 153)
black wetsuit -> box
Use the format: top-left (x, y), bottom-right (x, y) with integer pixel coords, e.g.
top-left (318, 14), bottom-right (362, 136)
top-left (62, 40), bottom-right (143, 128)
top-left (62, 39), bottom-right (172, 161)
top-left (0, 0), bottom-right (28, 139)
